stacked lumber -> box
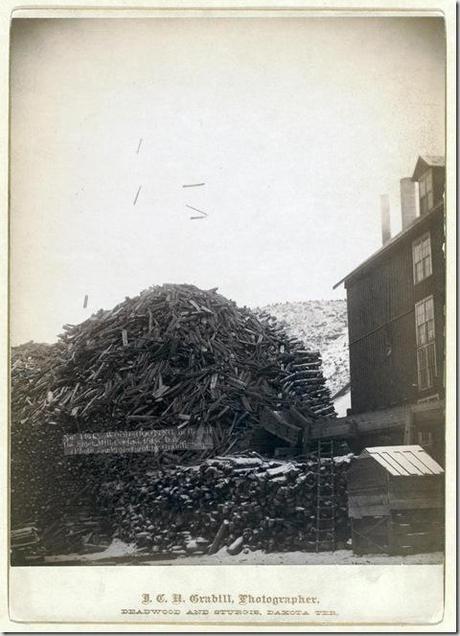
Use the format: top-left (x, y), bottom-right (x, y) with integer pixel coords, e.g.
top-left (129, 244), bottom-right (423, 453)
top-left (10, 526), bottom-right (43, 564)
top-left (38, 505), bottom-right (111, 556)
top-left (95, 453), bottom-right (352, 556)
top-left (47, 284), bottom-right (335, 433)
top-left (10, 342), bottom-right (61, 529)
top-left (11, 284), bottom-right (336, 530)
top-left (11, 526), bottom-right (41, 549)
top-left (257, 311), bottom-right (335, 417)
top-left (11, 341), bottom-right (56, 430)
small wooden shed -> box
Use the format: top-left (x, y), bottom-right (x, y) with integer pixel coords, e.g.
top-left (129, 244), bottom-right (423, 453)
top-left (347, 445), bottom-right (444, 555)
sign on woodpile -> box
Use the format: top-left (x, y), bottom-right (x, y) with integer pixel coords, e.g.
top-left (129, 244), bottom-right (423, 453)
top-left (63, 427), bottom-right (213, 455)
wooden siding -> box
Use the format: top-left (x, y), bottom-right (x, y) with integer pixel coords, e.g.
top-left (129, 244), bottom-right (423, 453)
top-left (347, 456), bottom-right (387, 495)
top-left (388, 474), bottom-right (443, 509)
top-left (413, 214), bottom-right (445, 396)
top-left (347, 450), bottom-right (444, 554)
top-left (432, 166), bottom-right (445, 210)
top-left (351, 510), bottom-right (444, 555)
top-left (348, 452), bottom-right (443, 512)
top-left (346, 206), bottom-right (445, 414)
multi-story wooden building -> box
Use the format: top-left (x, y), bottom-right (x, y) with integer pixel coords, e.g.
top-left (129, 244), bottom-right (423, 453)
top-left (334, 155), bottom-right (445, 461)
top-left (260, 156), bottom-right (445, 463)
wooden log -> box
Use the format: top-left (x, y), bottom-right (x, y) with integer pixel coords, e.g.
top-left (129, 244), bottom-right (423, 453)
top-left (208, 520), bottom-right (229, 554)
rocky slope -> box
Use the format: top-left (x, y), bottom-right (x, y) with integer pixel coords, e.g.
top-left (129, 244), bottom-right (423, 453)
top-left (257, 300), bottom-right (349, 397)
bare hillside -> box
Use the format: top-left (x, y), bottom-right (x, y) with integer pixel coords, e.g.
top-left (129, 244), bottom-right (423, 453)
top-left (258, 300), bottom-right (349, 397)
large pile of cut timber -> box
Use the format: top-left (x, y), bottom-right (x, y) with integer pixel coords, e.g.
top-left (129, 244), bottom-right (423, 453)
top-left (11, 284), bottom-right (335, 533)
top-left (12, 453), bottom-right (352, 561)
top-left (94, 453), bottom-right (352, 557)
top-left (51, 283), bottom-right (335, 427)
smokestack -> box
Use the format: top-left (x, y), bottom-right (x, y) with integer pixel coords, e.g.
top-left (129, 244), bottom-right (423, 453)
top-left (380, 194), bottom-right (391, 245)
top-left (400, 177), bottom-right (419, 230)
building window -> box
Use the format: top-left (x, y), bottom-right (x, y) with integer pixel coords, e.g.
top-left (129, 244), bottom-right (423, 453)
top-left (412, 233), bottom-right (432, 284)
top-left (415, 296), bottom-right (437, 390)
top-left (419, 169), bottom-right (434, 215)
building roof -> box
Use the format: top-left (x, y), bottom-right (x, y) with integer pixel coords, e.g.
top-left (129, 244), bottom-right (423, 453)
top-left (333, 202), bottom-right (442, 289)
top-left (412, 155), bottom-right (445, 181)
top-left (334, 155), bottom-right (445, 289)
top-left (361, 445), bottom-right (444, 477)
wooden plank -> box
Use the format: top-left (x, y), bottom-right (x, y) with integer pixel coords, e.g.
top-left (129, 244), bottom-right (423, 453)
top-left (313, 414), bottom-right (401, 441)
top-left (348, 494), bottom-right (389, 507)
top-left (310, 405), bottom-right (411, 442)
top-left (288, 406), bottom-right (314, 429)
top-left (391, 524), bottom-right (443, 538)
top-left (403, 409), bottom-right (413, 444)
top-left (389, 477), bottom-right (443, 503)
top-left (351, 518), bottom-right (390, 554)
top-left (261, 408), bottom-right (301, 446)
top-left (310, 420), bottom-right (354, 440)
top-left (347, 457), bottom-right (387, 491)
top-left (349, 503), bottom-right (389, 519)
top-left (412, 399), bottom-right (444, 415)
top-left (391, 508), bottom-right (442, 522)
top-left (390, 533), bottom-right (442, 552)
top-left (348, 493), bottom-right (389, 519)
top-left (357, 409), bottom-right (411, 434)
top-left (387, 498), bottom-right (444, 510)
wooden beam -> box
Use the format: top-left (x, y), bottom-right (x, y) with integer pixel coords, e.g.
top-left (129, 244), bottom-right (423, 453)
top-left (261, 407), bottom-right (301, 446)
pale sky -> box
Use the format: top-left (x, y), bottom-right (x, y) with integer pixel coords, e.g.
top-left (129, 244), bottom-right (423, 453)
top-left (10, 17), bottom-right (445, 345)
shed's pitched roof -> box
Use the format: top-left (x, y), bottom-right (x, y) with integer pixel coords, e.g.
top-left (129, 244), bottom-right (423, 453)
top-left (361, 445), bottom-right (444, 477)
top-left (412, 155), bottom-right (445, 181)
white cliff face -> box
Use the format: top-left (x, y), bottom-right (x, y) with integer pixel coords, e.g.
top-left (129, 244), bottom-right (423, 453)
top-left (257, 300), bottom-right (350, 398)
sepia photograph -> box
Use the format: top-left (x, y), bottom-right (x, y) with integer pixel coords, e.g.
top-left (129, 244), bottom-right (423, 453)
top-left (4, 5), bottom-right (455, 629)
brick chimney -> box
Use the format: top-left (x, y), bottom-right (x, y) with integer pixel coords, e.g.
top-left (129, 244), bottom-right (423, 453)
top-left (380, 194), bottom-right (391, 245)
top-left (400, 177), bottom-right (419, 230)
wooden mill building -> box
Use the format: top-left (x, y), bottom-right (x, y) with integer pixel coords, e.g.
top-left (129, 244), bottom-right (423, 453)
top-left (334, 155), bottom-right (446, 462)
top-left (260, 155), bottom-right (445, 464)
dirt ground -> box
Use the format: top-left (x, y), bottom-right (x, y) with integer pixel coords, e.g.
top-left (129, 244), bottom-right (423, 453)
top-left (42, 539), bottom-right (444, 566)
